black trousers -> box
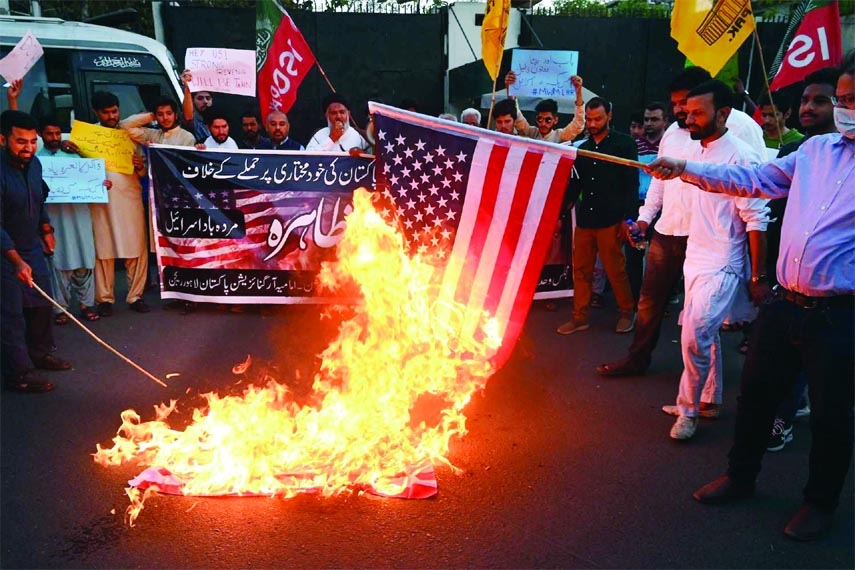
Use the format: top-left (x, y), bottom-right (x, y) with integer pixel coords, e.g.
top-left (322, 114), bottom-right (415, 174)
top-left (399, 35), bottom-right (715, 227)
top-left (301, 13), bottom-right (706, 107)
top-left (726, 295), bottom-right (854, 509)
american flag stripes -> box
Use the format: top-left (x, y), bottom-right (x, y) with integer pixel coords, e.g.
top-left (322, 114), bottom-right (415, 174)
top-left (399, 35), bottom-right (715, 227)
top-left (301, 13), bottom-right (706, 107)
top-left (370, 103), bottom-right (576, 367)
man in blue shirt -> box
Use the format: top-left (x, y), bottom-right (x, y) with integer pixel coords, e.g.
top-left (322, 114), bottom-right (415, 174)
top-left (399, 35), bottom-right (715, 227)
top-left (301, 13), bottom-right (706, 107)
top-left (646, 52), bottom-right (855, 542)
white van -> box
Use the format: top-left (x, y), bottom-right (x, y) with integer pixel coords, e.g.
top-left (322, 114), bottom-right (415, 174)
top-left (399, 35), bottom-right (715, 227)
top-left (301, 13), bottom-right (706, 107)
top-left (0, 15), bottom-right (182, 132)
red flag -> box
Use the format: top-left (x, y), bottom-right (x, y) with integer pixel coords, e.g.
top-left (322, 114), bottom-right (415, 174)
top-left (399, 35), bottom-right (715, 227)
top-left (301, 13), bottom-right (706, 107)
top-left (369, 103), bottom-right (576, 369)
top-left (256, 0), bottom-right (316, 115)
top-left (768, 0), bottom-right (842, 92)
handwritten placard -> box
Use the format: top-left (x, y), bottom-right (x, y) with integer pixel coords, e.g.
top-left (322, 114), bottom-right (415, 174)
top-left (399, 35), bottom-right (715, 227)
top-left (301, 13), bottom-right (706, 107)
top-left (70, 120), bottom-right (135, 174)
top-left (185, 48), bottom-right (256, 97)
top-left (41, 156), bottom-right (108, 204)
top-left (508, 49), bottom-right (579, 99)
top-left (0, 31), bottom-right (44, 83)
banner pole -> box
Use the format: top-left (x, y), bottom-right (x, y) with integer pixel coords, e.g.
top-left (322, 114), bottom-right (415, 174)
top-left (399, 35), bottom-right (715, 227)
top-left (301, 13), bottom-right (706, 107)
top-left (752, 27), bottom-right (782, 146)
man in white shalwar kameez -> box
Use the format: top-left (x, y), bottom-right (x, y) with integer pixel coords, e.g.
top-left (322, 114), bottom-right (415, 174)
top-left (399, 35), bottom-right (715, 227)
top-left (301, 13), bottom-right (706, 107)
top-left (662, 80), bottom-right (770, 441)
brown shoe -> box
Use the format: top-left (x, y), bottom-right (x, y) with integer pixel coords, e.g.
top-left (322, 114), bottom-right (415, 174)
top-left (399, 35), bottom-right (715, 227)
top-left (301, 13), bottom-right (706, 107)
top-left (596, 359), bottom-right (646, 377)
top-left (783, 504), bottom-right (834, 541)
top-left (692, 475), bottom-right (755, 504)
top-left (615, 313), bottom-right (635, 333)
top-left (32, 353), bottom-right (72, 371)
top-left (4, 370), bottom-right (55, 393)
top-left (556, 319), bottom-right (589, 335)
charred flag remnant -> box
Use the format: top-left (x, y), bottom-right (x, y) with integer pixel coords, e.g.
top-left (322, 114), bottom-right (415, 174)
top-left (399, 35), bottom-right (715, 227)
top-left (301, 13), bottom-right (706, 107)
top-left (148, 145), bottom-right (374, 304)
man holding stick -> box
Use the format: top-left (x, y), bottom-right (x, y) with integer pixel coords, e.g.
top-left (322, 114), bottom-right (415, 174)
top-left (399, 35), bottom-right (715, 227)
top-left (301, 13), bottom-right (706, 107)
top-left (644, 53), bottom-right (854, 541)
top-left (1, 110), bottom-right (72, 393)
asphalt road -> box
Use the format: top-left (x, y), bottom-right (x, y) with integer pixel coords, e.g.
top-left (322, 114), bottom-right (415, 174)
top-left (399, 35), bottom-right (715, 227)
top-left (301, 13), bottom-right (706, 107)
top-left (1, 282), bottom-right (853, 569)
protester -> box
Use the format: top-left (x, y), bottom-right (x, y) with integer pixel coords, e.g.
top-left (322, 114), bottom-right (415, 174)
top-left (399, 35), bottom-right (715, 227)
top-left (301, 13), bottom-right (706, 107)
top-left (238, 109), bottom-right (270, 150)
top-left (764, 66), bottom-right (838, 453)
top-left (438, 113), bottom-right (458, 122)
top-left (596, 66), bottom-right (765, 378)
top-left (63, 91), bottom-right (152, 317)
top-left (1, 109), bottom-right (72, 393)
top-left (655, 80), bottom-right (769, 441)
top-left (460, 108), bottom-right (481, 127)
top-left (197, 109), bottom-right (238, 150)
top-left (121, 96), bottom-right (196, 148)
top-left (492, 99), bottom-right (516, 135)
top-left (181, 69), bottom-right (213, 142)
top-left (504, 71), bottom-right (585, 142)
top-left (759, 92), bottom-right (804, 150)
top-left (260, 110), bottom-right (304, 151)
top-left (629, 111), bottom-right (645, 139)
top-left (306, 93), bottom-right (368, 152)
top-left (7, 81), bottom-right (103, 324)
top-left (646, 52), bottom-right (854, 541)
top-left (557, 97), bottom-right (638, 336)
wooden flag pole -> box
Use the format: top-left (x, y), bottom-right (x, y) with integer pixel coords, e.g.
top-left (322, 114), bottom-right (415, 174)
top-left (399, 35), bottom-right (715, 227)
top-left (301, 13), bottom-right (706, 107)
top-left (30, 282), bottom-right (167, 388)
top-left (485, 1), bottom-right (510, 130)
top-left (751, 27), bottom-right (783, 147)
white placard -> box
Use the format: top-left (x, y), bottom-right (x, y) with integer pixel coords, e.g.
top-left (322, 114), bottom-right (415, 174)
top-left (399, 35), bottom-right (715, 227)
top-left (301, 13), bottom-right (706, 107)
top-left (184, 47), bottom-right (256, 97)
top-left (41, 156), bottom-right (108, 204)
top-left (508, 49), bottom-right (579, 99)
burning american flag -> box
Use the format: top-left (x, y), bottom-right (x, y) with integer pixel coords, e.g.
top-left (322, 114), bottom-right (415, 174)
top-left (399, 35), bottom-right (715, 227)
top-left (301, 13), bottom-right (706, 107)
top-left (370, 102), bottom-right (577, 368)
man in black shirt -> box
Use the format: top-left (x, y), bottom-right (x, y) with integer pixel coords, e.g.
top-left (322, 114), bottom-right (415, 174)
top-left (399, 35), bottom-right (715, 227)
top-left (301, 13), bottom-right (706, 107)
top-left (558, 97), bottom-right (638, 335)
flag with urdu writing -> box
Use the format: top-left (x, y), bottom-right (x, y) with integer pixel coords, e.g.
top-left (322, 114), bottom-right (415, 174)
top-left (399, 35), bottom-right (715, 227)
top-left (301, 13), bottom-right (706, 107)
top-left (768, 0), bottom-right (842, 91)
top-left (671, 0), bottom-right (756, 77)
top-left (481, 0), bottom-right (511, 81)
top-left (256, 0), bottom-right (316, 116)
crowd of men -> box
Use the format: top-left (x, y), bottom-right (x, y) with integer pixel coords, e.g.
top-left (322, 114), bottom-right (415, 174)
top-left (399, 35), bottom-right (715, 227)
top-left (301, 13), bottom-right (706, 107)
top-left (1, 49), bottom-right (852, 542)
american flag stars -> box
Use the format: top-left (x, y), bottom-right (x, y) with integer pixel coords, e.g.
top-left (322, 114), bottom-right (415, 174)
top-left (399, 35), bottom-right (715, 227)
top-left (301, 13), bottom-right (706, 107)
top-left (374, 125), bottom-right (475, 258)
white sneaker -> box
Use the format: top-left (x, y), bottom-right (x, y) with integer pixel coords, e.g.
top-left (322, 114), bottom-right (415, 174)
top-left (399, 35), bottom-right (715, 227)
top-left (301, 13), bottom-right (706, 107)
top-left (670, 415), bottom-right (698, 440)
top-left (795, 405), bottom-right (811, 418)
top-left (662, 403), bottom-right (720, 419)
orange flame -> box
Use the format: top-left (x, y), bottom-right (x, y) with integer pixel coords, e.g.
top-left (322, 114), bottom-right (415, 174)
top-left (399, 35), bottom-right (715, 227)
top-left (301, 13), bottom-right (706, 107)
top-left (94, 188), bottom-right (501, 526)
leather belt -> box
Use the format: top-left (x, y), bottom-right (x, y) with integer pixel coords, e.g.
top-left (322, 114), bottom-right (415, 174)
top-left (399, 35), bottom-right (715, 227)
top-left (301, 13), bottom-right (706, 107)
top-left (773, 285), bottom-right (854, 310)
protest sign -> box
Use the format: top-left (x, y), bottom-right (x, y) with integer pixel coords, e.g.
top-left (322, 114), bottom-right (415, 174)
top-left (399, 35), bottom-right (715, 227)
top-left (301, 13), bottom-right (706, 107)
top-left (41, 156), bottom-right (108, 204)
top-left (508, 49), bottom-right (579, 99)
top-left (0, 31), bottom-right (44, 83)
top-left (150, 146), bottom-right (374, 304)
top-left (69, 120), bottom-right (135, 175)
top-left (185, 48), bottom-right (256, 97)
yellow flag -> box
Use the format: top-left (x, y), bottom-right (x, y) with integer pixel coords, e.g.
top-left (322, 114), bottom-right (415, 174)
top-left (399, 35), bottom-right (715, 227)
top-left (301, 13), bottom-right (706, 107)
top-left (671, 0), bottom-right (755, 77)
top-left (482, 0), bottom-right (510, 81)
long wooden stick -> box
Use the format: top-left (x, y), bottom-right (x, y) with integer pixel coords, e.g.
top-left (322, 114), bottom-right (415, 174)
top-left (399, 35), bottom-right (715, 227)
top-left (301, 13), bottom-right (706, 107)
top-left (358, 147), bottom-right (645, 169)
top-left (575, 148), bottom-right (646, 169)
top-left (30, 282), bottom-right (167, 388)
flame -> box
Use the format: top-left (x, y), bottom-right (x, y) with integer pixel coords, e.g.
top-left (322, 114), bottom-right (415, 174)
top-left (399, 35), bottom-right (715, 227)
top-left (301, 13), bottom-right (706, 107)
top-left (94, 188), bottom-right (501, 526)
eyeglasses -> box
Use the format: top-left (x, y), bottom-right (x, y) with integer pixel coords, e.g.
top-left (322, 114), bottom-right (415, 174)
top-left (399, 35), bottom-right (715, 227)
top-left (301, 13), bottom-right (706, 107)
top-left (832, 94), bottom-right (855, 108)
top-left (535, 117), bottom-right (555, 123)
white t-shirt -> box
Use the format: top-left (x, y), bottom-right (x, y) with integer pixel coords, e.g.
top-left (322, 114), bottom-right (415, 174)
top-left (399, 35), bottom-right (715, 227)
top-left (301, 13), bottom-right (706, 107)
top-left (306, 126), bottom-right (368, 152)
top-left (202, 136), bottom-right (238, 150)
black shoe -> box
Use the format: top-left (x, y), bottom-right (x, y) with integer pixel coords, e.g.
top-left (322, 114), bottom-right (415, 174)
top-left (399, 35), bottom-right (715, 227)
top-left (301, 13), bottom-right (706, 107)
top-left (693, 475), bottom-right (755, 504)
top-left (97, 302), bottom-right (113, 317)
top-left (595, 359), bottom-right (646, 377)
top-left (32, 353), bottom-right (72, 371)
top-left (4, 370), bottom-right (55, 393)
top-left (129, 299), bottom-right (151, 313)
top-left (784, 503), bottom-right (834, 541)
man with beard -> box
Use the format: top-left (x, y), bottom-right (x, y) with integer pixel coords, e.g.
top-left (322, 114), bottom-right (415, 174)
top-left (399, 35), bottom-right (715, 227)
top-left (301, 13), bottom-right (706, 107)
top-left (557, 96), bottom-right (638, 336)
top-left (1, 110), bottom-right (72, 393)
top-left (764, 66), bottom-right (838, 452)
top-left (647, 52), bottom-right (855, 542)
top-left (306, 94), bottom-right (368, 152)
top-left (238, 109), bottom-right (270, 150)
top-left (197, 109), bottom-right (238, 150)
top-left (657, 80), bottom-right (769, 440)
top-left (64, 91), bottom-right (154, 317)
top-left (181, 69), bottom-right (212, 143)
top-left (260, 110), bottom-right (304, 151)
top-left (122, 97), bottom-right (196, 148)
top-left (6, 80), bottom-right (103, 323)
top-left (596, 66), bottom-right (765, 379)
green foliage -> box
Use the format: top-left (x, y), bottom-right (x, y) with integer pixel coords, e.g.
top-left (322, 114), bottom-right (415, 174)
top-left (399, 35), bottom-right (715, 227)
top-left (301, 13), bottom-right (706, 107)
top-left (541, 0), bottom-right (672, 19)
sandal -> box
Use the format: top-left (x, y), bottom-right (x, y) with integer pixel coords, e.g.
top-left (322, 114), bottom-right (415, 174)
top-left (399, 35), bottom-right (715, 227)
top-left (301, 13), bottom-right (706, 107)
top-left (80, 306), bottom-right (100, 322)
top-left (54, 313), bottom-right (68, 325)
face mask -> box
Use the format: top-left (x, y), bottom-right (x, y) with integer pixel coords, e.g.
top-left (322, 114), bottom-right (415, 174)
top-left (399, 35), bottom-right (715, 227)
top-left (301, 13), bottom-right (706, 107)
top-left (834, 106), bottom-right (855, 139)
